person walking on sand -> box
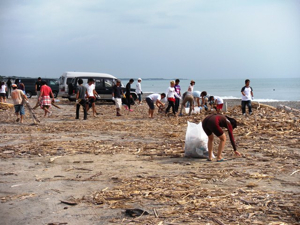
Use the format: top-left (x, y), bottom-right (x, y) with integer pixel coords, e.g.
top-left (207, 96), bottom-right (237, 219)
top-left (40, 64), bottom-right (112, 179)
top-left (86, 78), bottom-right (99, 117)
top-left (146, 93), bottom-right (166, 118)
top-left (179, 91), bottom-right (194, 116)
top-left (125, 79), bottom-right (134, 111)
top-left (174, 79), bottom-right (181, 113)
top-left (11, 84), bottom-right (28, 123)
top-left (202, 114), bottom-right (241, 162)
top-left (34, 77), bottom-right (42, 108)
top-left (165, 80), bottom-right (181, 116)
top-left (241, 79), bottom-right (253, 115)
top-left (136, 78), bottom-right (143, 104)
top-left (0, 81), bottom-right (7, 103)
top-left (112, 80), bottom-right (124, 116)
top-left (6, 78), bottom-right (12, 98)
top-left (39, 80), bottom-right (54, 117)
top-left (209, 96), bottom-right (223, 113)
top-left (75, 79), bottom-right (87, 120)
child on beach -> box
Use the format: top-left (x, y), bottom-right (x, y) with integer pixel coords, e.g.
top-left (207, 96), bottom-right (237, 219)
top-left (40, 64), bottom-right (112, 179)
top-left (209, 96), bottom-right (223, 113)
top-left (241, 79), bottom-right (254, 115)
top-left (165, 80), bottom-right (181, 116)
top-left (202, 114), bottom-right (241, 162)
top-left (146, 93), bottom-right (166, 118)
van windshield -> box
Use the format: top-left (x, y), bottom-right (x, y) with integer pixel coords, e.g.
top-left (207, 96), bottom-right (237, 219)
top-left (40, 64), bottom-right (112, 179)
top-left (59, 76), bottom-right (64, 85)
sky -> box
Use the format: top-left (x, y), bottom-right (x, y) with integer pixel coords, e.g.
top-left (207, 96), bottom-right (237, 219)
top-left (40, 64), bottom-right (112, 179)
top-left (0, 0), bottom-right (300, 79)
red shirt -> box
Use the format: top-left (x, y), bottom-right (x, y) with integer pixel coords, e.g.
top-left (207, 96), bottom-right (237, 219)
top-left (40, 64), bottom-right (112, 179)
top-left (40, 85), bottom-right (52, 97)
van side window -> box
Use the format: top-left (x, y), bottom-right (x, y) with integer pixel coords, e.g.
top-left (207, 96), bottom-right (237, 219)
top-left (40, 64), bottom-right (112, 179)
top-left (104, 79), bottom-right (113, 88)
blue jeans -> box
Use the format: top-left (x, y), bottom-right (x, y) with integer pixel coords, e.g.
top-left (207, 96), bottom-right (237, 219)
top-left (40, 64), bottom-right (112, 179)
top-left (14, 104), bottom-right (25, 115)
top-left (241, 100), bottom-right (252, 114)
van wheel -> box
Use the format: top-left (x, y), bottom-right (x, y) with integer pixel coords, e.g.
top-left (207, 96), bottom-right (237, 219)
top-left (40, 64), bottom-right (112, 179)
top-left (26, 92), bottom-right (32, 98)
top-left (131, 94), bottom-right (137, 101)
top-left (53, 91), bottom-right (58, 98)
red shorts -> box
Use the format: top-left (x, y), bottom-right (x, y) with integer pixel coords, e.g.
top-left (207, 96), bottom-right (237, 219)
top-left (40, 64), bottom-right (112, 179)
top-left (217, 104), bottom-right (223, 110)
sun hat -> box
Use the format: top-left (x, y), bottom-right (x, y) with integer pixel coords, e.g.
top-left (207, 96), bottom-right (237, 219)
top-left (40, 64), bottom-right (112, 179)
top-left (138, 78), bottom-right (142, 81)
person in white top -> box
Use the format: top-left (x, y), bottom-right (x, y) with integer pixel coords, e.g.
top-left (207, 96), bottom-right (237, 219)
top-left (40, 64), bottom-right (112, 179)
top-left (187, 80), bottom-right (195, 92)
top-left (85, 78), bottom-right (99, 117)
top-left (165, 80), bottom-right (181, 116)
top-left (136, 78), bottom-right (143, 104)
top-left (209, 96), bottom-right (224, 113)
top-left (241, 79), bottom-right (253, 115)
top-left (0, 81), bottom-right (7, 103)
top-left (146, 93), bottom-right (166, 118)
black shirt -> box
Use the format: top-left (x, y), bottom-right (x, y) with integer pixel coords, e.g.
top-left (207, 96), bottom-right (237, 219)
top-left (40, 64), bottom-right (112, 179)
top-left (36, 81), bottom-right (42, 91)
top-left (112, 85), bottom-right (122, 98)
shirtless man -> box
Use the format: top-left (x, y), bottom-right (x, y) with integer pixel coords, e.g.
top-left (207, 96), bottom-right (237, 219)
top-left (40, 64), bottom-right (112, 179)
top-left (11, 84), bottom-right (28, 123)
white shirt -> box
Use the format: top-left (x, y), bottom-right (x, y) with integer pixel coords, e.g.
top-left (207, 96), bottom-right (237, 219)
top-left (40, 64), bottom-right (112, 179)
top-left (192, 91), bottom-right (201, 98)
top-left (188, 85), bottom-right (194, 92)
top-left (166, 87), bottom-right (181, 99)
top-left (241, 86), bottom-right (253, 101)
top-left (148, 93), bottom-right (161, 102)
top-left (86, 83), bottom-right (95, 97)
top-left (215, 96), bottom-right (223, 104)
top-left (0, 84), bottom-right (6, 93)
top-left (136, 82), bottom-right (142, 94)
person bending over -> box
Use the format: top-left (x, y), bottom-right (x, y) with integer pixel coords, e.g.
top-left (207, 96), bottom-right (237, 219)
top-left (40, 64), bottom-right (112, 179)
top-left (146, 93), bottom-right (165, 118)
top-left (202, 114), bottom-right (241, 162)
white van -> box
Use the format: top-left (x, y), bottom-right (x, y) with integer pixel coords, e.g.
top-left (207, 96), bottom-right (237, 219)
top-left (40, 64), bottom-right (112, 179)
top-left (58, 72), bottom-right (115, 98)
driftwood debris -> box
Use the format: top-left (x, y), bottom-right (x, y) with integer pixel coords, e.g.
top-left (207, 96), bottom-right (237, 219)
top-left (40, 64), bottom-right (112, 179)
top-left (277, 104), bottom-right (300, 115)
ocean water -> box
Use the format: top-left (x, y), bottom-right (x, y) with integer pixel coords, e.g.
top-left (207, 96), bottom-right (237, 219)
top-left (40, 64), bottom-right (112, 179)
top-left (134, 78), bottom-right (300, 101)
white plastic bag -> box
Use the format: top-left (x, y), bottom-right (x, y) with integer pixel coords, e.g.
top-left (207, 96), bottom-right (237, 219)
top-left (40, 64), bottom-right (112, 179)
top-left (184, 121), bottom-right (208, 158)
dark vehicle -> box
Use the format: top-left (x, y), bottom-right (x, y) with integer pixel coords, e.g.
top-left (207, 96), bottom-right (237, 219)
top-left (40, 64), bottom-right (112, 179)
top-left (68, 76), bottom-right (137, 103)
top-left (15, 78), bottom-right (59, 98)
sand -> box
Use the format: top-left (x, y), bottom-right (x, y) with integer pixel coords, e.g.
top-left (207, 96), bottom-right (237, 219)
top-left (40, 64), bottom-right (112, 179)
top-left (0, 97), bottom-right (299, 225)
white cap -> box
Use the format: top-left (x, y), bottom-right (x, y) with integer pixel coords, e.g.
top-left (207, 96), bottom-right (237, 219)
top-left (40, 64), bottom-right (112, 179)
top-left (138, 78), bottom-right (142, 81)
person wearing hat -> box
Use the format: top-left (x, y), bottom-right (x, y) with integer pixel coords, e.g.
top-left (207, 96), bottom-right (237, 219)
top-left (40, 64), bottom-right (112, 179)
top-left (202, 114), bottom-right (241, 162)
top-left (11, 84), bottom-right (28, 123)
top-left (136, 78), bottom-right (143, 104)
top-left (187, 80), bottom-right (195, 92)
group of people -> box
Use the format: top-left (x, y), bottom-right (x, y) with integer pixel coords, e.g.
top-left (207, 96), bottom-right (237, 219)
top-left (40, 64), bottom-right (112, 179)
top-left (2, 76), bottom-right (254, 162)
top-left (0, 77), bottom-right (57, 122)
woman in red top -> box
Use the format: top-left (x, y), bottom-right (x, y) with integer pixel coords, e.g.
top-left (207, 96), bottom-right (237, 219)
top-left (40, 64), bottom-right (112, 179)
top-left (39, 81), bottom-right (54, 117)
top-left (202, 114), bottom-right (241, 162)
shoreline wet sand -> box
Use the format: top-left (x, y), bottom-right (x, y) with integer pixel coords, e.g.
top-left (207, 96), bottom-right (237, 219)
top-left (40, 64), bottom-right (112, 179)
top-left (0, 98), bottom-right (299, 224)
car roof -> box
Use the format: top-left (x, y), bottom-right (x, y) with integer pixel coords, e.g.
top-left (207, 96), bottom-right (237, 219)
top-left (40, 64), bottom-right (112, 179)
top-left (64, 72), bottom-right (117, 79)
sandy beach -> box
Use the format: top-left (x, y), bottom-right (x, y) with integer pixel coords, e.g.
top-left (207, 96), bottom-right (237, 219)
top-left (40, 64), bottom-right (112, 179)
top-left (0, 98), bottom-right (299, 225)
